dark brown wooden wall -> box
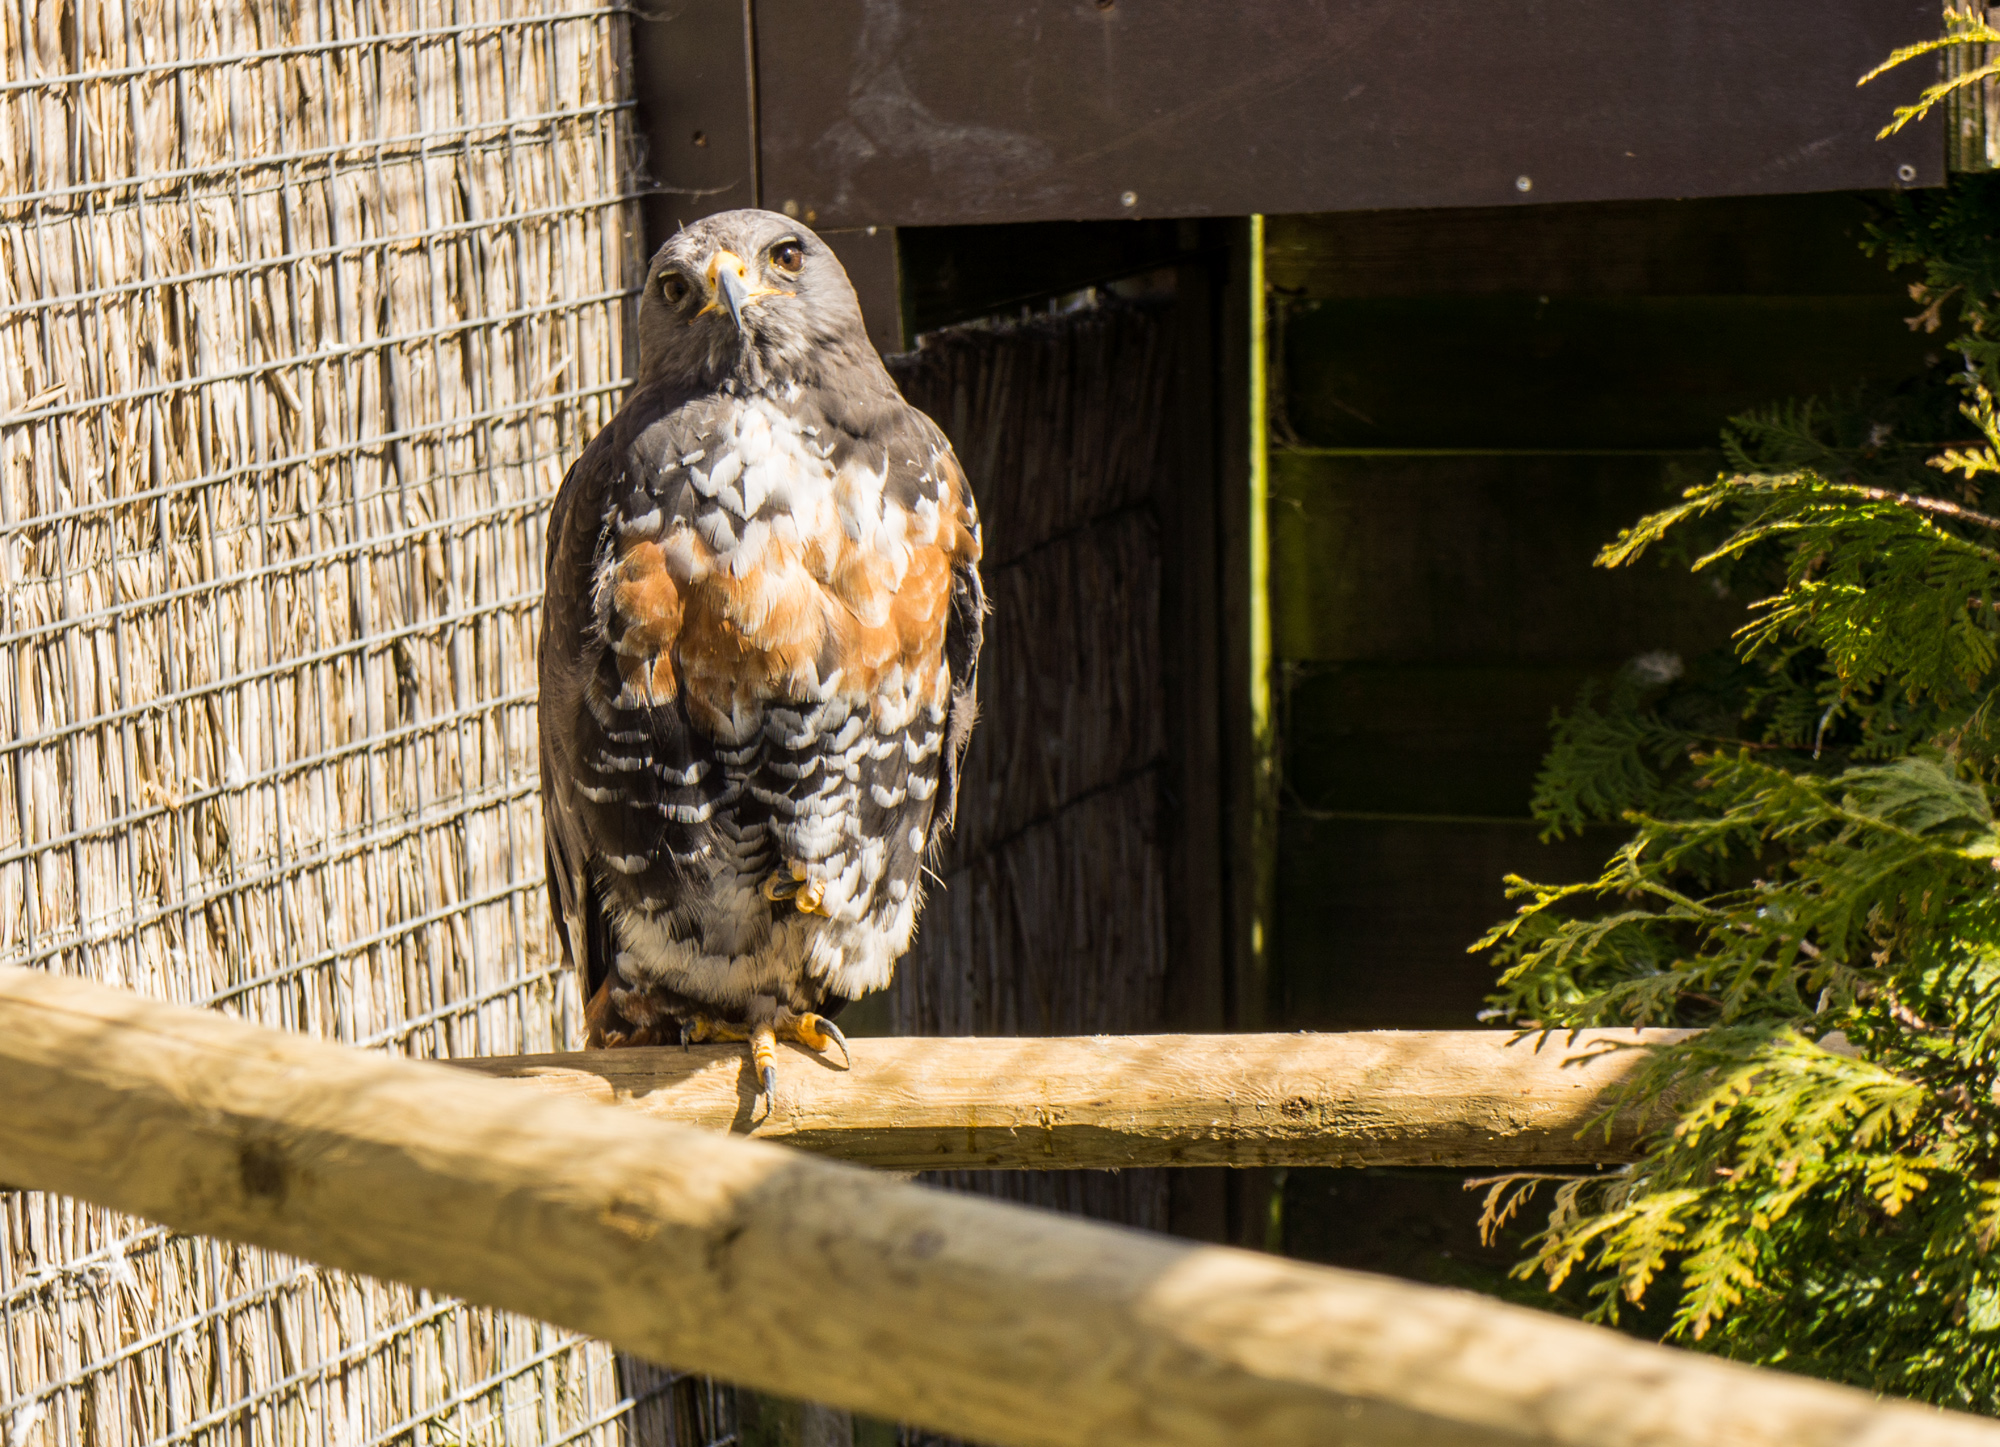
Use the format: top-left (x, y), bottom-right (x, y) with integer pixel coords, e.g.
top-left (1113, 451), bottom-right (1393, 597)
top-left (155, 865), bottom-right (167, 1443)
top-left (687, 2), bottom-right (1943, 225)
top-left (1265, 190), bottom-right (1943, 1283)
top-left (629, 2), bottom-right (1940, 356)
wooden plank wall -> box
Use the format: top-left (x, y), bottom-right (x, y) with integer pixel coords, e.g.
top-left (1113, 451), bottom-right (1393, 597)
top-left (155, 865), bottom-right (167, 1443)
top-left (1263, 191), bottom-right (1941, 1281)
top-left (749, 1), bottom-right (1940, 225)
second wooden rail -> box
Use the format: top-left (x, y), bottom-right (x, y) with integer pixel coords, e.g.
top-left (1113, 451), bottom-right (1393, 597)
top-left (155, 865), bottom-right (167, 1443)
top-left (452, 1029), bottom-right (1692, 1169)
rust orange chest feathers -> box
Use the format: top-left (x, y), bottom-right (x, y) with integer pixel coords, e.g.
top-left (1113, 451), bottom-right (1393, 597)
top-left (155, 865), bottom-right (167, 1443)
top-left (538, 210), bottom-right (985, 1096)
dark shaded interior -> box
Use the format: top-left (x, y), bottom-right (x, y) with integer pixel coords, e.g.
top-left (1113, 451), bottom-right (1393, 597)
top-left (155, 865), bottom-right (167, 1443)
top-left (1266, 190), bottom-right (1945, 1287)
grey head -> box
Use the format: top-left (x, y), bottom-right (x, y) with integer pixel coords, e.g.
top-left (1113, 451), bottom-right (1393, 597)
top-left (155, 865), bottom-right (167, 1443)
top-left (636, 209), bottom-right (890, 398)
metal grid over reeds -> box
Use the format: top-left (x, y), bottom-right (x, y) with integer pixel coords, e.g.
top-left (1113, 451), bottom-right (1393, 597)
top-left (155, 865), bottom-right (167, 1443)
top-left (0, 0), bottom-right (727, 1442)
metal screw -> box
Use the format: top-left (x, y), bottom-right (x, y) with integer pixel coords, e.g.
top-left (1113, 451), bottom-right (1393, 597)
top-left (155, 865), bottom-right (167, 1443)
top-left (1515, 175), bottom-right (1533, 192)
top-left (782, 199), bottom-right (800, 218)
top-left (1897, 163), bottom-right (1918, 183)
top-left (1120, 190), bottom-right (1137, 208)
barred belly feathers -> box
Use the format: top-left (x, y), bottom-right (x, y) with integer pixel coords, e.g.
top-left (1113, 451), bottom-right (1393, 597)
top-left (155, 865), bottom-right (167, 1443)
top-left (539, 210), bottom-right (985, 1095)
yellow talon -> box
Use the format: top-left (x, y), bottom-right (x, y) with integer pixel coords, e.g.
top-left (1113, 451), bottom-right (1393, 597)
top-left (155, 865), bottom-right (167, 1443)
top-left (761, 862), bottom-right (832, 916)
top-left (759, 864), bottom-right (804, 903)
top-left (778, 1011), bottom-right (851, 1069)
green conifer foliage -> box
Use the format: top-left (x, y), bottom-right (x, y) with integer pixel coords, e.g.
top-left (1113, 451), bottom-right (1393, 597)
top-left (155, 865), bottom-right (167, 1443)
top-left (1481, 32), bottom-right (2000, 1410)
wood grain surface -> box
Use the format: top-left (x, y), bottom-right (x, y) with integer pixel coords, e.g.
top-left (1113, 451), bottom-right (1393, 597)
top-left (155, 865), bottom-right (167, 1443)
top-left (4, 965), bottom-right (1991, 1447)
top-left (451, 1027), bottom-right (1689, 1169)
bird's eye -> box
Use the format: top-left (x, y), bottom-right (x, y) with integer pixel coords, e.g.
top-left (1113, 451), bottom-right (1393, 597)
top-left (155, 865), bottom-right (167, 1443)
top-left (659, 273), bottom-right (689, 304)
top-left (770, 240), bottom-right (804, 274)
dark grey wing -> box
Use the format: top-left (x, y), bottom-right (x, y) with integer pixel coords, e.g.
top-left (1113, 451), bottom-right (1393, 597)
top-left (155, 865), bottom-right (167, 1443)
top-left (538, 449), bottom-right (610, 1005)
top-left (540, 388), bottom-right (736, 1030)
top-left (932, 441), bottom-right (985, 844)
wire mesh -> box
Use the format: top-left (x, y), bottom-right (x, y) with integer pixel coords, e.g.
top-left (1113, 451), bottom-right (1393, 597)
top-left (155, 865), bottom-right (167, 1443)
top-left (0, 0), bottom-right (730, 1442)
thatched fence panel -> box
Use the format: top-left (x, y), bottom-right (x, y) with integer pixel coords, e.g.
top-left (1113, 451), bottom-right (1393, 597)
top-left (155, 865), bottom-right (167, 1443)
top-left (886, 304), bottom-right (1178, 1235)
top-left (0, 2), bottom-right (727, 1443)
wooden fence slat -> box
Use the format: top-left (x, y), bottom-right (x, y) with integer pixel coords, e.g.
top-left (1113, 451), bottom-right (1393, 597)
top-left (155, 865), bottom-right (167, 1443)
top-left (2, 965), bottom-right (1992, 1447)
top-left (452, 1029), bottom-right (1690, 1169)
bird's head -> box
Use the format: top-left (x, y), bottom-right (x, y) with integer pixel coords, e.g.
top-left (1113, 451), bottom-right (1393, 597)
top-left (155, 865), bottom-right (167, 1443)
top-left (636, 209), bottom-right (878, 393)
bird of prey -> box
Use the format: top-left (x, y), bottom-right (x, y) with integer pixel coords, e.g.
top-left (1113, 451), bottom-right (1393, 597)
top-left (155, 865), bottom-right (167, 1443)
top-left (539, 209), bottom-right (985, 1098)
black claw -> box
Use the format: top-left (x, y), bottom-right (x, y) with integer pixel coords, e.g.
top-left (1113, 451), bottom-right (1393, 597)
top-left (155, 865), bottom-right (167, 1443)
top-left (761, 1063), bottom-right (777, 1099)
top-left (816, 1015), bottom-right (852, 1070)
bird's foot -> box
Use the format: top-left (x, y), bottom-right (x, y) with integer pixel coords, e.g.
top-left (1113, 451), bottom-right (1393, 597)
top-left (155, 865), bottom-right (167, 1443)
top-left (683, 1014), bottom-right (750, 1045)
top-left (759, 861), bottom-right (831, 916)
top-left (754, 1012), bottom-right (853, 1097)
top-left (776, 1010), bottom-right (852, 1070)
top-left (740, 1023), bottom-right (777, 1101)
top-left (683, 1011), bottom-right (849, 1102)
top-left (681, 1015), bottom-right (773, 1099)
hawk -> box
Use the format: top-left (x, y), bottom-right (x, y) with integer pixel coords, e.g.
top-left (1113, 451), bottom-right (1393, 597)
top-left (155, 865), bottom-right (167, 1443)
top-left (539, 209), bottom-right (985, 1098)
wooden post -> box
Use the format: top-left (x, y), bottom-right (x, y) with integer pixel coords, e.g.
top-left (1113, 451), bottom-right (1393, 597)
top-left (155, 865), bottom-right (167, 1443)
top-left (451, 1028), bottom-right (1689, 1169)
top-left (2, 965), bottom-right (1992, 1447)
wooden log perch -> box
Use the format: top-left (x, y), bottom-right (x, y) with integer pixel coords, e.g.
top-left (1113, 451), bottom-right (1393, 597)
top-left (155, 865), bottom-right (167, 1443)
top-left (2, 965), bottom-right (1994, 1447)
top-left (453, 1029), bottom-right (1691, 1169)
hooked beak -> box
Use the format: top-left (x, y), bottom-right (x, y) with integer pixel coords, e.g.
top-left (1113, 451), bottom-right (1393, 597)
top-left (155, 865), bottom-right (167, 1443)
top-left (700, 248), bottom-right (775, 335)
top-left (716, 265), bottom-right (751, 334)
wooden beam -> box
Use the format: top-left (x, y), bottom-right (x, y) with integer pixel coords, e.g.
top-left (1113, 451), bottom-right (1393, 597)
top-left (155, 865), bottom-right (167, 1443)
top-left (452, 1028), bottom-right (1688, 1170)
top-left (1, 966), bottom-right (1993, 1447)
top-left (751, 1), bottom-right (1938, 228)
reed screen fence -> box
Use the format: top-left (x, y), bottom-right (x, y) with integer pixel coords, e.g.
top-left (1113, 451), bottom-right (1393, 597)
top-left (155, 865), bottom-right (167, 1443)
top-left (0, 1), bottom-right (730, 1443)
